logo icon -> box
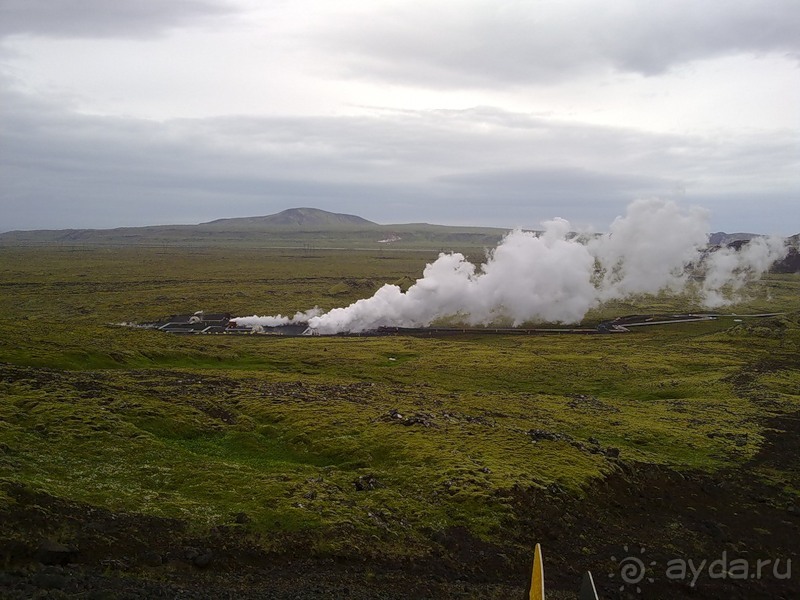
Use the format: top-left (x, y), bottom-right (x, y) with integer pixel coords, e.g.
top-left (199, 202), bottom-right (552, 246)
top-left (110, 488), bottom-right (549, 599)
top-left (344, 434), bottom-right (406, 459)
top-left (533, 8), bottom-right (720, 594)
top-left (609, 545), bottom-right (656, 593)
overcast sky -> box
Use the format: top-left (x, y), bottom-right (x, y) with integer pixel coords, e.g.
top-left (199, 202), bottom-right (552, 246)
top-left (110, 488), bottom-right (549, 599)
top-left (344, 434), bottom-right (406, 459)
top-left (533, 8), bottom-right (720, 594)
top-left (1, 0), bottom-right (798, 233)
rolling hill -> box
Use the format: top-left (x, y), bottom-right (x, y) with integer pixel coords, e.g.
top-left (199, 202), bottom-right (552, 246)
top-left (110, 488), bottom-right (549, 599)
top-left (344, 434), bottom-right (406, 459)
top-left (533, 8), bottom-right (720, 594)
top-left (202, 207), bottom-right (377, 229)
top-left (0, 208), bottom-right (509, 250)
top-left (1, 209), bottom-right (796, 260)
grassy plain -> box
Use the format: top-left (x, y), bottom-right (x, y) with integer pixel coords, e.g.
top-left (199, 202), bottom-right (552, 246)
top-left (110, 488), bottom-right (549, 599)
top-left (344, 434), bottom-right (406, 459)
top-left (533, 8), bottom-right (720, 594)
top-left (0, 245), bottom-right (798, 597)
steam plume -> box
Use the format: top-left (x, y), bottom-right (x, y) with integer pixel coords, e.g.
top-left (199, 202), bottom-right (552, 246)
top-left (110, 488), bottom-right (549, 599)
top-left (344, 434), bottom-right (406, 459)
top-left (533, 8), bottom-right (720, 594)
top-left (238, 200), bottom-right (788, 334)
top-left (234, 308), bottom-right (322, 328)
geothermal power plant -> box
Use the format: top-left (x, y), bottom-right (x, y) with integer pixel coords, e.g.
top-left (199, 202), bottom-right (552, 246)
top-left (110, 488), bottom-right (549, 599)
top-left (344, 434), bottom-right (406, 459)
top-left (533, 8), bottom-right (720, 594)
top-left (149, 310), bottom-right (774, 337)
top-left (152, 311), bottom-right (613, 336)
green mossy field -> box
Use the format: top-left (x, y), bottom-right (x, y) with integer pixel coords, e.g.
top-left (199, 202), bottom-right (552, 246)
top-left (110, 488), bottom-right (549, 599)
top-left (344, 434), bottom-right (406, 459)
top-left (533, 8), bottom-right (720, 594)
top-left (0, 246), bottom-right (798, 597)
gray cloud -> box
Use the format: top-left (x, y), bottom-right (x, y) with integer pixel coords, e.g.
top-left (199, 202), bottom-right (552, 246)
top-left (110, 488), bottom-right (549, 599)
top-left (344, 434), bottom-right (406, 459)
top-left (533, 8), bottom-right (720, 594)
top-left (324, 0), bottom-right (800, 87)
top-left (0, 0), bottom-right (235, 39)
top-left (440, 163), bottom-right (667, 191)
top-left (1, 75), bottom-right (796, 233)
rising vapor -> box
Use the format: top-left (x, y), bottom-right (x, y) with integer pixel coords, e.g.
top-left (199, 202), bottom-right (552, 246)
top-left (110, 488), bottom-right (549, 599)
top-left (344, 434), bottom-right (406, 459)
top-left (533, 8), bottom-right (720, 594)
top-left (237, 200), bottom-right (788, 334)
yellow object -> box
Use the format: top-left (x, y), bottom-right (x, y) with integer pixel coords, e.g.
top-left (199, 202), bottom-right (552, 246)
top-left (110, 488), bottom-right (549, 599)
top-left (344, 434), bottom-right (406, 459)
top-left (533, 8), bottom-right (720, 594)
top-left (529, 543), bottom-right (544, 600)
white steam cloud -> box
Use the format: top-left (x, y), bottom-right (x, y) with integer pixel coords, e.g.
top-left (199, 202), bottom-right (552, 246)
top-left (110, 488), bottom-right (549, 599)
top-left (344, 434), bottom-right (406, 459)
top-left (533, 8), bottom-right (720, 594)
top-left (701, 236), bottom-right (788, 308)
top-left (233, 308), bottom-right (323, 328)
top-left (238, 200), bottom-right (788, 334)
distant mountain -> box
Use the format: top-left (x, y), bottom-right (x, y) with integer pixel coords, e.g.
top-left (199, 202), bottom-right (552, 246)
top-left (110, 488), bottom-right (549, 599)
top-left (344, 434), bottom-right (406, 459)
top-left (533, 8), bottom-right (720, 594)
top-left (203, 208), bottom-right (377, 229)
top-left (2, 211), bottom-right (794, 255)
top-left (708, 232), bottom-right (760, 246)
top-left (0, 207), bottom-right (506, 250)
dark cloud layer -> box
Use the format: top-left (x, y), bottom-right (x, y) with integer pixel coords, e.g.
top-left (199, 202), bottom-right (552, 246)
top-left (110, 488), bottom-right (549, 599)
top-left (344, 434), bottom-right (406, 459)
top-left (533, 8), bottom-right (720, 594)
top-left (0, 0), bottom-right (234, 39)
top-left (326, 0), bottom-right (800, 87)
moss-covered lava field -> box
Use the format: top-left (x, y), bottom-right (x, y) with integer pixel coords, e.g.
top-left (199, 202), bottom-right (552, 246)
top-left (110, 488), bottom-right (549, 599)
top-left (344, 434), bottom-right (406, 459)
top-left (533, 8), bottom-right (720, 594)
top-left (0, 246), bottom-right (798, 598)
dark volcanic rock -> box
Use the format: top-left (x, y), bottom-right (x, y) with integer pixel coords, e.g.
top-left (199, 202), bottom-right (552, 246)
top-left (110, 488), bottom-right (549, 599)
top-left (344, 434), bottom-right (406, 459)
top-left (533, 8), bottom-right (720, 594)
top-left (142, 550), bottom-right (162, 567)
top-left (183, 546), bottom-right (214, 568)
top-left (193, 549), bottom-right (214, 569)
top-left (527, 429), bottom-right (571, 442)
top-left (32, 569), bottom-right (66, 590)
top-left (354, 474), bottom-right (384, 491)
top-left (35, 539), bottom-right (76, 566)
top-left (386, 408), bottom-right (435, 427)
